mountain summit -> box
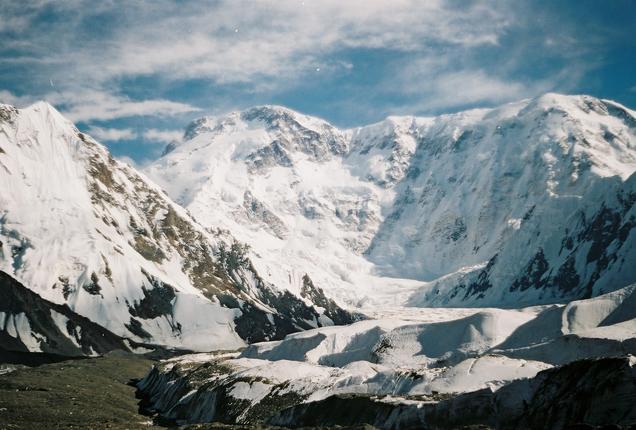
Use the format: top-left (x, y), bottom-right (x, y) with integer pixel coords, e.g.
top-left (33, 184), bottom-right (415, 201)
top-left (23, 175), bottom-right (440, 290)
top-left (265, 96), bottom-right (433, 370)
top-left (147, 93), bottom-right (636, 308)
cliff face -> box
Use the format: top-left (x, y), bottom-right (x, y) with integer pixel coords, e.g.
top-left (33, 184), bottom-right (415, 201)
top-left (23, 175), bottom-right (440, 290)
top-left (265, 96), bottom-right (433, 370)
top-left (269, 356), bottom-right (636, 429)
top-left (0, 270), bottom-right (128, 357)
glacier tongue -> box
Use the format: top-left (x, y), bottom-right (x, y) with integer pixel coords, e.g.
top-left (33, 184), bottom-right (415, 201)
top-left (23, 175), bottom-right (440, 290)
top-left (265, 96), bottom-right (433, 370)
top-left (146, 93), bottom-right (636, 309)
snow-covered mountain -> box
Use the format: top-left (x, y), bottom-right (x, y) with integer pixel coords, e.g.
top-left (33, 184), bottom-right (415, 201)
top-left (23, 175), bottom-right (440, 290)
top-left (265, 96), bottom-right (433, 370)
top-left (146, 94), bottom-right (636, 309)
top-left (0, 102), bottom-right (354, 354)
top-left (1, 93), bottom-right (635, 355)
top-left (2, 95), bottom-right (635, 427)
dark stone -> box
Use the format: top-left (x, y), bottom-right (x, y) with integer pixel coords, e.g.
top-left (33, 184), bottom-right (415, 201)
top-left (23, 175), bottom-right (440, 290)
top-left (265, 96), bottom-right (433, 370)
top-left (268, 356), bottom-right (636, 429)
top-left (580, 206), bottom-right (622, 264)
top-left (463, 254), bottom-right (497, 299)
top-left (125, 317), bottom-right (152, 339)
top-left (82, 272), bottom-right (102, 295)
top-left (510, 248), bottom-right (549, 292)
top-left (129, 271), bottom-right (176, 320)
top-left (554, 256), bottom-right (580, 293)
top-left (448, 218), bottom-right (467, 242)
top-left (604, 101), bottom-right (636, 129)
top-left (300, 274), bottom-right (358, 325)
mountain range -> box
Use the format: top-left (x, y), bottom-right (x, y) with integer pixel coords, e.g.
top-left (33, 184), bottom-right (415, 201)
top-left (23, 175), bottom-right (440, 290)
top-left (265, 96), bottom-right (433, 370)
top-left (147, 93), bottom-right (636, 310)
top-left (1, 93), bottom-right (635, 355)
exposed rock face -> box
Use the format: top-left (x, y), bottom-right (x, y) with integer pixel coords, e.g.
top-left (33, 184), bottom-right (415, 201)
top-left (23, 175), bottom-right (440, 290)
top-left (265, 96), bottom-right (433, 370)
top-left (300, 274), bottom-right (359, 326)
top-left (137, 353), bottom-right (636, 428)
top-left (137, 354), bottom-right (311, 425)
top-left (417, 171), bottom-right (636, 307)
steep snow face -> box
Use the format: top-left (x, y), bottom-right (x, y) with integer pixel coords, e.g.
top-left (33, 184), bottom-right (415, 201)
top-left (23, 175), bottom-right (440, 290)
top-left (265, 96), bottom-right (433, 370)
top-left (391, 95), bottom-right (636, 306)
top-left (146, 94), bottom-right (636, 308)
top-left (368, 95), bottom-right (636, 279)
top-left (0, 102), bottom-right (242, 351)
top-left (0, 102), bottom-right (353, 353)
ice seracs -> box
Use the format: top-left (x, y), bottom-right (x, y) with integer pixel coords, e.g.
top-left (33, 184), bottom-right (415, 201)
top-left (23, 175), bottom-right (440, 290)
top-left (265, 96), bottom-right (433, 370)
top-left (137, 283), bottom-right (636, 425)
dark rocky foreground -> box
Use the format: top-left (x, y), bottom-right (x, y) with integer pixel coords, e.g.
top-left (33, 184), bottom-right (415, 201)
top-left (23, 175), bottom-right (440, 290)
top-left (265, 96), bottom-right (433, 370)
top-left (1, 352), bottom-right (635, 429)
top-left (0, 353), bottom-right (159, 429)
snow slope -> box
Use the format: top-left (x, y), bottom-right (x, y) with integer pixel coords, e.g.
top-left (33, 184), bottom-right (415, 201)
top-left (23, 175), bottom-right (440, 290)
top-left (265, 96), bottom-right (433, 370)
top-left (0, 102), bottom-right (353, 353)
top-left (146, 94), bottom-right (636, 309)
top-left (1, 94), bottom-right (634, 354)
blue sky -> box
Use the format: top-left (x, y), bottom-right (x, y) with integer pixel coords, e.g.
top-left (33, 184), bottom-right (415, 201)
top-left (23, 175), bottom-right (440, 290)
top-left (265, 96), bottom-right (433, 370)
top-left (1, 0), bottom-right (635, 163)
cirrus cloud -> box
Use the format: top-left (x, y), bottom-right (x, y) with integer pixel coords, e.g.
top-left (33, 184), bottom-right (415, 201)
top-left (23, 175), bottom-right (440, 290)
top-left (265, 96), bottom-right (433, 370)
top-left (142, 128), bottom-right (183, 144)
top-left (45, 90), bottom-right (200, 123)
top-left (1, 0), bottom-right (513, 94)
top-left (87, 125), bottom-right (136, 142)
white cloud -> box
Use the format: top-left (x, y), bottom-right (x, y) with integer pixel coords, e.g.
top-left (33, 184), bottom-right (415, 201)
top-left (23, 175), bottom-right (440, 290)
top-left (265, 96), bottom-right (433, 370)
top-left (417, 71), bottom-right (532, 110)
top-left (142, 128), bottom-right (183, 144)
top-left (115, 155), bottom-right (143, 170)
top-left (3, 0), bottom-right (512, 90)
top-left (0, 88), bottom-right (200, 122)
top-left (45, 90), bottom-right (200, 122)
top-left (381, 53), bottom-right (560, 114)
top-left (0, 90), bottom-right (37, 108)
top-left (86, 126), bottom-right (136, 142)
top-left (2, 0), bottom-right (606, 125)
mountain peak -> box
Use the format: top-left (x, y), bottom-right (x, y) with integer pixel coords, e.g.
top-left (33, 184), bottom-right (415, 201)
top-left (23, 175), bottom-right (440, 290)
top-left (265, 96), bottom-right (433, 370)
top-left (147, 92), bottom-right (636, 310)
top-left (522, 92), bottom-right (636, 120)
top-left (181, 105), bottom-right (336, 143)
top-left (14, 100), bottom-right (76, 135)
top-left (183, 115), bottom-right (220, 141)
top-left (243, 104), bottom-right (299, 117)
top-left (1, 101), bottom-right (353, 353)
top-left (24, 100), bottom-right (68, 121)
top-left (26, 100), bottom-right (57, 111)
